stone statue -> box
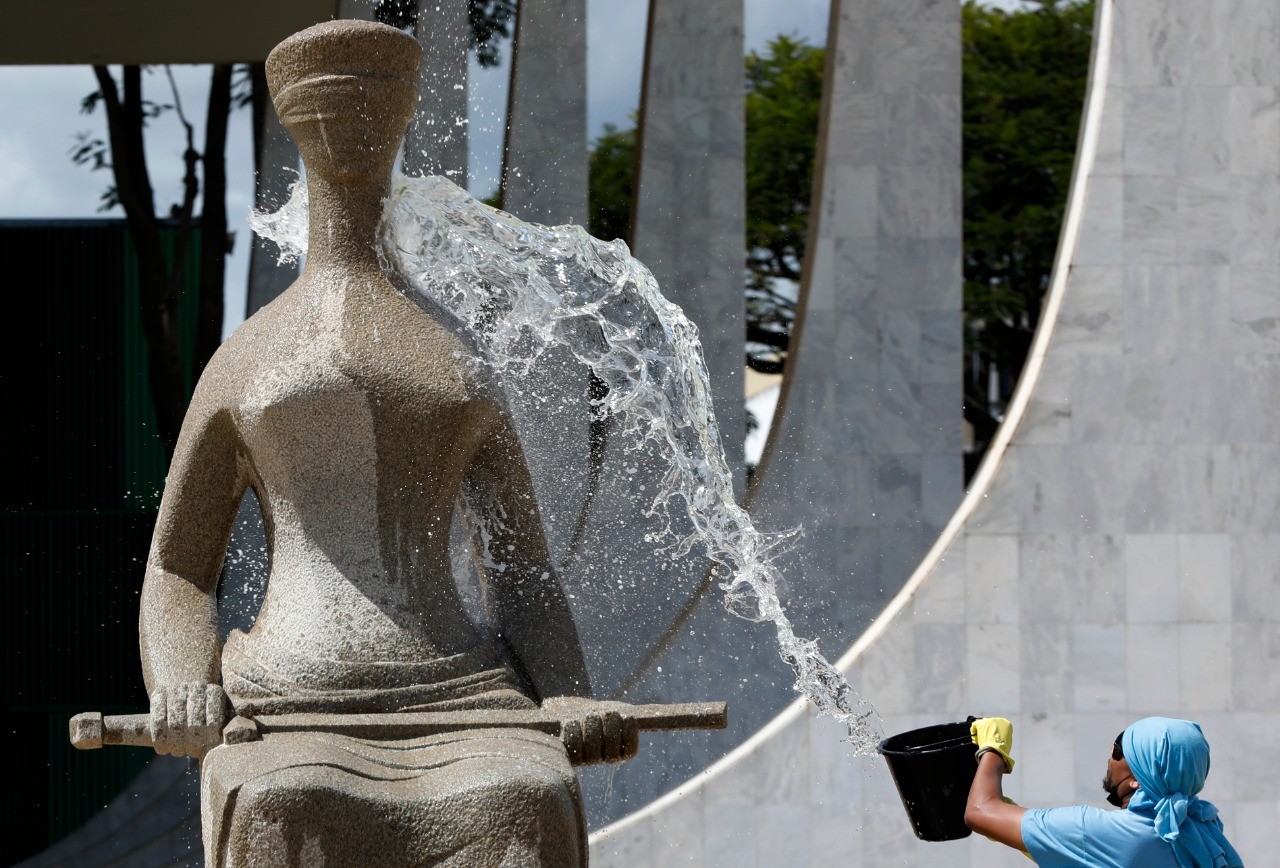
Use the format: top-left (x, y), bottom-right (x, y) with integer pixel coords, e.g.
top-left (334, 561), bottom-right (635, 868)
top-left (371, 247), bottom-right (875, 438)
top-left (96, 19), bottom-right (725, 867)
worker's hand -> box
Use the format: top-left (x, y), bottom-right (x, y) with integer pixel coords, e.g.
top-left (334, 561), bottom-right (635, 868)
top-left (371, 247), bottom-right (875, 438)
top-left (149, 683), bottom-right (227, 759)
top-left (542, 697), bottom-right (640, 765)
top-left (970, 716), bottom-right (1015, 772)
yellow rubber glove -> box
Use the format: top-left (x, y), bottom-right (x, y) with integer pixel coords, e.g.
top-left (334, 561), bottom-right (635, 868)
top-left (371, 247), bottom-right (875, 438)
top-left (970, 717), bottom-right (1015, 771)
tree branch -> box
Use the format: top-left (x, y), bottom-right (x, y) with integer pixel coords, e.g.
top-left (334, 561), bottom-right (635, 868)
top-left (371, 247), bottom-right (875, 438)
top-left (196, 64), bottom-right (233, 380)
top-left (163, 65), bottom-right (200, 356)
top-left (96, 65), bottom-right (185, 456)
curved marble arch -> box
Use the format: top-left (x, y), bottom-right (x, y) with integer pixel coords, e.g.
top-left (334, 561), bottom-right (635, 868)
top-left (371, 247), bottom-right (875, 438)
top-left (590, 0), bottom-right (1280, 862)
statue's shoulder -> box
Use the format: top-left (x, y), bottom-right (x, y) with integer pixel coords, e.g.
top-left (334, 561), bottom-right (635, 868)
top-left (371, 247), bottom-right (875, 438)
top-left (206, 316), bottom-right (271, 379)
top-left (214, 283), bottom-right (312, 370)
top-left (229, 280), bottom-right (306, 344)
top-left (191, 296), bottom-right (299, 411)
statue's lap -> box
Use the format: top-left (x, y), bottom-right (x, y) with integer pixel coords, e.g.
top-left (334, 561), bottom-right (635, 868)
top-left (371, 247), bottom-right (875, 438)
top-left (202, 729), bottom-right (585, 867)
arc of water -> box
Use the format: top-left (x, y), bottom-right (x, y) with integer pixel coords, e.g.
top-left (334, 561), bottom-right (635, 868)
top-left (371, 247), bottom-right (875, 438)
top-left (252, 171), bottom-right (880, 743)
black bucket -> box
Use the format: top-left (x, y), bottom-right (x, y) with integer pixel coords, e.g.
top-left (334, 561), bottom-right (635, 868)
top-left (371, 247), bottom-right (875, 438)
top-left (877, 720), bottom-right (977, 842)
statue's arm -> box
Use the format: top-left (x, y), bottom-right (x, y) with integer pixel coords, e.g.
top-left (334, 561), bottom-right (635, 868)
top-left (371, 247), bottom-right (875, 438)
top-left (467, 414), bottom-right (592, 702)
top-left (139, 387), bottom-right (245, 695)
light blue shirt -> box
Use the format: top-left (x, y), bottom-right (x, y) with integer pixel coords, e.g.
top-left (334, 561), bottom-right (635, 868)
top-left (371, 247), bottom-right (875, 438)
top-left (1021, 804), bottom-right (1182, 868)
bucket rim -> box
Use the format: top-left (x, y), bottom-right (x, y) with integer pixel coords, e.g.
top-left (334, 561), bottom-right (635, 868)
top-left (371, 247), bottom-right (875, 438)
top-left (876, 720), bottom-right (975, 758)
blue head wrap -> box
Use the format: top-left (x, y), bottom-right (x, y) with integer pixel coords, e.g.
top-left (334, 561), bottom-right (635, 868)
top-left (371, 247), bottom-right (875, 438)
top-left (1122, 718), bottom-right (1243, 868)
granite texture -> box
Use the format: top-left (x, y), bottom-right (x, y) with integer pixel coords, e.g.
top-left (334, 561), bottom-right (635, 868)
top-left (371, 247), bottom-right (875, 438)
top-left (501, 0), bottom-right (588, 224)
top-left (591, 0), bottom-right (1280, 864)
top-left (586, 0), bottom-right (963, 827)
top-left (195, 21), bottom-right (596, 865)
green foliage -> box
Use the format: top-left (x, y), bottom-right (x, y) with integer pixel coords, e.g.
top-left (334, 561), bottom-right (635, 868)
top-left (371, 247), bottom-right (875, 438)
top-left (586, 122), bottom-right (636, 243)
top-left (68, 132), bottom-right (119, 211)
top-left (744, 36), bottom-right (823, 289)
top-left (963, 0), bottom-right (1093, 429)
top-left (743, 36), bottom-right (824, 372)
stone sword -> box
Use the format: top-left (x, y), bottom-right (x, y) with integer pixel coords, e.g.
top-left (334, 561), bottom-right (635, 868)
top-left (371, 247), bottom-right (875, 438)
top-left (70, 701), bottom-right (727, 758)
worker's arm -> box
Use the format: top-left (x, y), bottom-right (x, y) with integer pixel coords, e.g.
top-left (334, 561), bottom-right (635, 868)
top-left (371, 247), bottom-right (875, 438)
top-left (965, 750), bottom-right (1027, 850)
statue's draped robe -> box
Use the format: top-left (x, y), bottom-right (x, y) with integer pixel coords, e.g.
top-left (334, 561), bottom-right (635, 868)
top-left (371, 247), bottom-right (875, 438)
top-left (201, 631), bottom-right (586, 867)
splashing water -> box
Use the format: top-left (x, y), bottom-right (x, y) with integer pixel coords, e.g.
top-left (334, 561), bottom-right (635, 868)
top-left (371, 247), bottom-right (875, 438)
top-left (250, 173), bottom-right (882, 751)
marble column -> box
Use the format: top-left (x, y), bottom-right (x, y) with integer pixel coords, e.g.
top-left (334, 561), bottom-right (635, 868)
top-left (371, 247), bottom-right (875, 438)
top-left (749, 0), bottom-right (964, 642)
top-left (630, 0), bottom-right (745, 491)
top-left (535, 0), bottom-right (749, 717)
top-left (404, 0), bottom-right (469, 182)
top-left (501, 0), bottom-right (587, 224)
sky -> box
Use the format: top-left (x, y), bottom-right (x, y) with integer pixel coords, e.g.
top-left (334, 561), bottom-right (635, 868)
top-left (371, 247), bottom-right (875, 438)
top-left (0, 0), bottom-right (1022, 334)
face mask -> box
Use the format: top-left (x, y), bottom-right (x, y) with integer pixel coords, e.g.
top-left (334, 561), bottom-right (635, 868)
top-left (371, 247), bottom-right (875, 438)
top-left (1104, 773), bottom-right (1133, 807)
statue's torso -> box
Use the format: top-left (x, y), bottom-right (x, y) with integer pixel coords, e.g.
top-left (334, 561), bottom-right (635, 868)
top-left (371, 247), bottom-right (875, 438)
top-left (213, 267), bottom-right (501, 663)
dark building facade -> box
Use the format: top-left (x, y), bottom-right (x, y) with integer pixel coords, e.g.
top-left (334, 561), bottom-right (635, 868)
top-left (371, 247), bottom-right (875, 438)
top-left (2, 220), bottom-right (201, 864)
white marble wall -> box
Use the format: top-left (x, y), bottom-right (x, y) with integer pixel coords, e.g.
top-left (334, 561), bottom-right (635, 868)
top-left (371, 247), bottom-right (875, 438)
top-left (591, 0), bottom-right (1280, 862)
top-left (585, 0), bottom-right (963, 829)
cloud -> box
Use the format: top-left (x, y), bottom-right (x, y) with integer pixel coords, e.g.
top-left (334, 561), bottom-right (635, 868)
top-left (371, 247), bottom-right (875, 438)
top-left (745, 0), bottom-right (830, 51)
top-left (587, 0), bottom-right (648, 138)
top-left (0, 66), bottom-right (108, 216)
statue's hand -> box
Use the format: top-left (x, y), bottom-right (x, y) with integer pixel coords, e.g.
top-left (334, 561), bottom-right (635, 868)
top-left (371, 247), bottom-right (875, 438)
top-left (542, 697), bottom-right (640, 766)
top-left (149, 683), bottom-right (228, 759)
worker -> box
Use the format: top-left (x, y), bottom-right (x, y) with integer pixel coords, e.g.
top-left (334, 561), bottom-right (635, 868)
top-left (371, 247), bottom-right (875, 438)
top-left (965, 716), bottom-right (1243, 867)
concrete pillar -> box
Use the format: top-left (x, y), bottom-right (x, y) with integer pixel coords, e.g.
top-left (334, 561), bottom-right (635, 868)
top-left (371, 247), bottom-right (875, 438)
top-left (631, 0), bottom-right (745, 490)
top-left (529, 0), bottom-right (748, 751)
top-left (501, 0), bottom-right (587, 224)
top-left (404, 0), bottom-right (469, 183)
top-left (750, 0), bottom-right (964, 631)
top-left (337, 0), bottom-right (377, 21)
